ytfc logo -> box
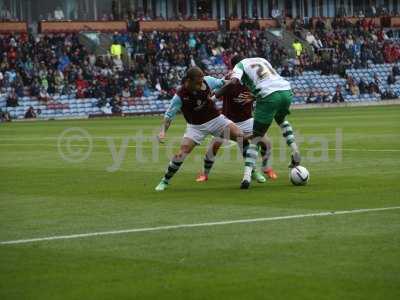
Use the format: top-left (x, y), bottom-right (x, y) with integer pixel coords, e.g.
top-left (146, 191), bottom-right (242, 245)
top-left (57, 127), bottom-right (343, 172)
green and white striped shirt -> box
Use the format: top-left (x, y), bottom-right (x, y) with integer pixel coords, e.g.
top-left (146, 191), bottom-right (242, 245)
top-left (231, 57), bottom-right (291, 100)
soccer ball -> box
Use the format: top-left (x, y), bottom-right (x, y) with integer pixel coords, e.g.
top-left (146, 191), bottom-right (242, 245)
top-left (289, 166), bottom-right (310, 186)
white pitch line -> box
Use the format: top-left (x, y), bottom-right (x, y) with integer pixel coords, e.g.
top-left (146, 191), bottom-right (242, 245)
top-left (1, 206), bottom-right (399, 246)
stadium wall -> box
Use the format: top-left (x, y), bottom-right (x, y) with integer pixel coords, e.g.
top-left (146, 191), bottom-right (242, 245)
top-left (2, 0), bottom-right (400, 23)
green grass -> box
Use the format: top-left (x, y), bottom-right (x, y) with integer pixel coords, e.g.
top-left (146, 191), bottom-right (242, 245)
top-left (0, 105), bottom-right (399, 299)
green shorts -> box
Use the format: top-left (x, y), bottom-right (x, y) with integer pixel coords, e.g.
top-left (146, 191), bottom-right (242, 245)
top-left (253, 90), bottom-right (293, 136)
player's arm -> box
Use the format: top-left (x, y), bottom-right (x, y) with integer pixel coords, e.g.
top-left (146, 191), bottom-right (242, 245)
top-left (203, 76), bottom-right (227, 101)
top-left (214, 78), bottom-right (240, 99)
top-left (204, 76), bottom-right (225, 91)
top-left (158, 94), bottom-right (182, 143)
top-left (238, 90), bottom-right (255, 105)
top-left (214, 63), bottom-right (244, 98)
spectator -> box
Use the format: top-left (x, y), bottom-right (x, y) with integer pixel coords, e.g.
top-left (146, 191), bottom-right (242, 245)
top-left (315, 18), bottom-right (326, 35)
top-left (381, 89), bottom-right (397, 99)
top-left (54, 70), bottom-right (65, 94)
top-left (54, 6), bottom-right (64, 20)
top-left (100, 101), bottom-right (112, 115)
top-left (349, 81), bottom-right (360, 95)
top-left (110, 95), bottom-right (122, 113)
top-left (112, 55), bottom-right (124, 72)
top-left (332, 86), bottom-right (345, 103)
top-left (392, 65), bottom-right (400, 76)
top-left (306, 91), bottom-right (318, 103)
top-left (6, 88), bottom-right (18, 107)
top-left (346, 76), bottom-right (359, 96)
top-left (292, 39), bottom-right (303, 57)
top-left (271, 7), bottom-right (282, 27)
top-left (121, 85), bottom-right (132, 101)
top-left (305, 32), bottom-right (322, 50)
top-left (387, 72), bottom-right (396, 85)
top-left (105, 78), bottom-right (118, 98)
top-left (292, 64), bottom-right (303, 76)
top-left (30, 79), bottom-right (41, 97)
top-left (110, 41), bottom-right (122, 60)
top-left (321, 92), bottom-right (332, 103)
top-left (135, 73), bottom-right (148, 89)
top-left (24, 106), bottom-right (37, 119)
top-left (58, 52), bottom-right (71, 72)
top-left (358, 78), bottom-right (368, 94)
top-left (0, 108), bottom-right (11, 122)
top-left (0, 6), bottom-right (11, 21)
top-left (373, 73), bottom-right (381, 85)
top-left (281, 65), bottom-right (292, 77)
top-left (76, 75), bottom-right (89, 98)
top-left (369, 82), bottom-right (380, 95)
top-left (188, 34), bottom-right (197, 49)
top-left (38, 87), bottom-right (51, 102)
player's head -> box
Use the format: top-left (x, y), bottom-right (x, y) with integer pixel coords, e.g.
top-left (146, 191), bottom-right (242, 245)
top-left (230, 55), bottom-right (244, 69)
top-left (186, 66), bottom-right (204, 92)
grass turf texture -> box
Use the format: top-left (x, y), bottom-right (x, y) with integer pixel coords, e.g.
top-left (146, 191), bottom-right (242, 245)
top-left (0, 105), bottom-right (399, 299)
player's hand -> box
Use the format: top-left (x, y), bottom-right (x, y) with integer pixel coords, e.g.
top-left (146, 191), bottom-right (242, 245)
top-left (238, 91), bottom-right (254, 105)
top-left (210, 94), bottom-right (218, 102)
top-left (157, 131), bottom-right (166, 143)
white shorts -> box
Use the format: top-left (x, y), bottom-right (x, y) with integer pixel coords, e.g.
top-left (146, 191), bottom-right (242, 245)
top-left (184, 115), bottom-right (233, 144)
top-left (235, 118), bottom-right (253, 135)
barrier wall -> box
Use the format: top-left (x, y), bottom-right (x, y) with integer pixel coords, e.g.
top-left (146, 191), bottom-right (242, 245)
top-left (227, 19), bottom-right (278, 30)
top-left (139, 20), bottom-right (219, 32)
top-left (39, 21), bottom-right (127, 33)
top-left (0, 22), bottom-right (28, 33)
top-left (391, 17), bottom-right (400, 27)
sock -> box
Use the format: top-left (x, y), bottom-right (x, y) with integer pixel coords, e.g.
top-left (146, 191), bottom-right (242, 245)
top-left (244, 166), bottom-right (253, 182)
top-left (258, 141), bottom-right (271, 171)
top-left (280, 121), bottom-right (301, 165)
top-left (203, 156), bottom-right (215, 175)
top-left (243, 143), bottom-right (258, 181)
top-left (240, 139), bottom-right (250, 158)
top-left (162, 156), bottom-right (183, 183)
top-left (280, 121), bottom-right (299, 154)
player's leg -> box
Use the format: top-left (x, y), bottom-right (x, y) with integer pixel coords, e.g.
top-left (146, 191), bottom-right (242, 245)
top-left (208, 115), bottom-right (248, 153)
top-left (274, 90), bottom-right (301, 167)
top-left (225, 121), bottom-right (258, 180)
top-left (207, 115), bottom-right (260, 186)
top-left (240, 120), bottom-right (272, 189)
top-left (240, 97), bottom-right (278, 189)
top-left (196, 136), bottom-right (224, 182)
top-left (237, 118), bottom-right (267, 183)
top-left (258, 136), bottom-right (278, 180)
top-left (155, 137), bottom-right (197, 191)
top-left (225, 122), bottom-right (244, 142)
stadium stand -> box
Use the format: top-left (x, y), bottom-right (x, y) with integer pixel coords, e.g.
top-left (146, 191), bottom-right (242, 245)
top-left (1, 14), bottom-right (400, 121)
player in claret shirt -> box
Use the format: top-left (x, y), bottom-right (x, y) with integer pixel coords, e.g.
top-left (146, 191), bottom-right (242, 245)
top-left (196, 56), bottom-right (277, 183)
top-left (155, 67), bottom-right (247, 191)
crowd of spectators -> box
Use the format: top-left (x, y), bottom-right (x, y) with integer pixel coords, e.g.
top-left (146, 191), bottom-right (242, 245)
top-left (291, 16), bottom-right (400, 72)
top-left (1, 14), bottom-right (400, 114)
top-left (288, 16), bottom-right (400, 101)
top-left (0, 29), bottom-right (290, 108)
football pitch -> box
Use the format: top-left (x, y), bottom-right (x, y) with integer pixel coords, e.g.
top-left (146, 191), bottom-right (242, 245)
top-left (0, 105), bottom-right (399, 299)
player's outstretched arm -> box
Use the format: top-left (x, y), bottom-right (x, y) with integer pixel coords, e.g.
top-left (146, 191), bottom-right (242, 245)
top-left (214, 78), bottom-right (240, 99)
top-left (158, 94), bottom-right (182, 143)
top-left (158, 118), bottom-right (171, 143)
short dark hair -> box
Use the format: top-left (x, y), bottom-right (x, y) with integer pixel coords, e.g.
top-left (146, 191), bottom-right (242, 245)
top-left (186, 66), bottom-right (204, 81)
top-left (231, 55), bottom-right (244, 67)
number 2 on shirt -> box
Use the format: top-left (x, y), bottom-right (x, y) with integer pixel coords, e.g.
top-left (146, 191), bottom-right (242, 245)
top-left (250, 63), bottom-right (277, 80)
